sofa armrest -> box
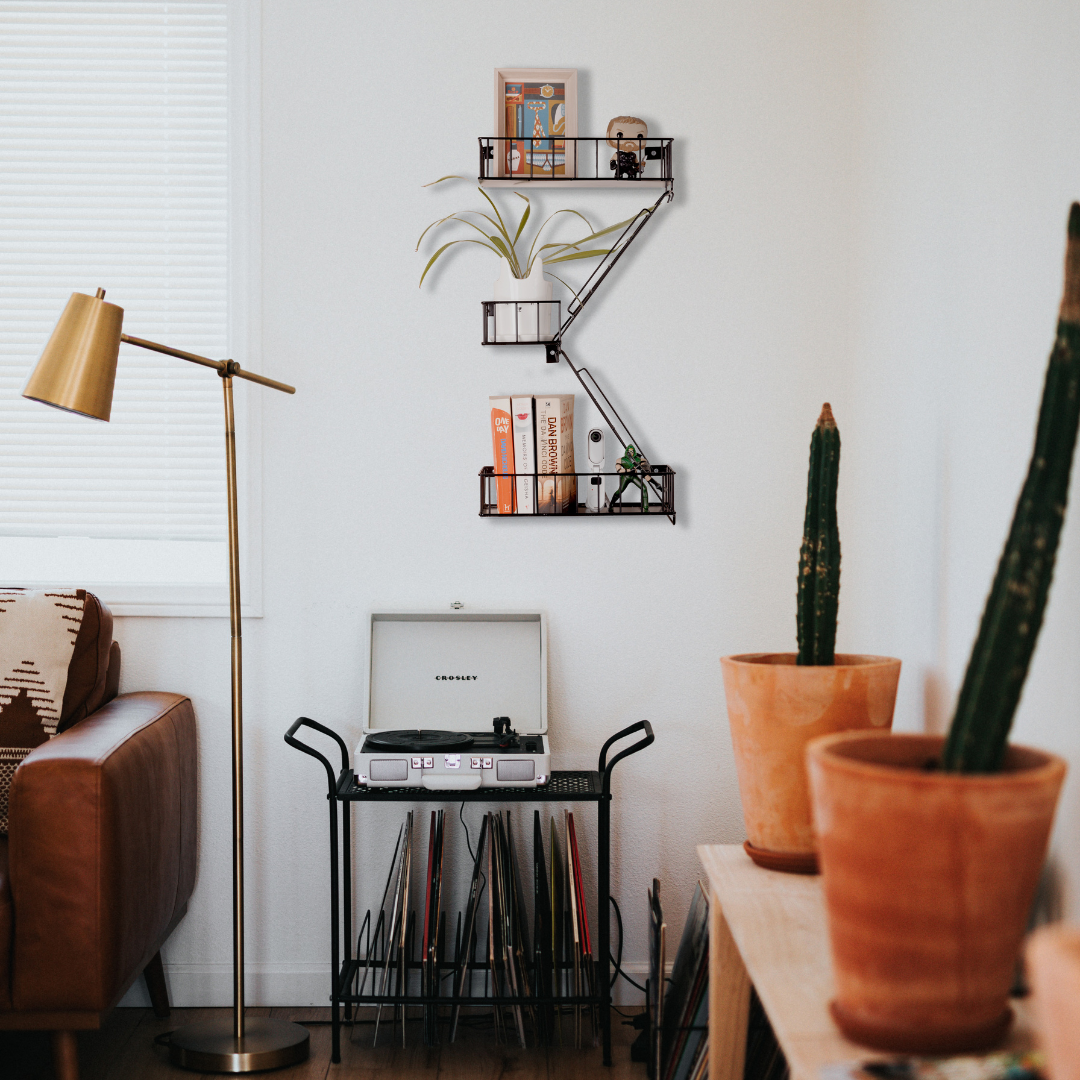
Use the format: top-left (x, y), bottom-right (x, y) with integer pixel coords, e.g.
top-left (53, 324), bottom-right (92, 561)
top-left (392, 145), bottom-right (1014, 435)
top-left (7, 692), bottom-right (197, 1012)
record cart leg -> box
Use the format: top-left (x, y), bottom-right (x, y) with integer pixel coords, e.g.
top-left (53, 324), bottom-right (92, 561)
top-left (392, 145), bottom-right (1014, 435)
top-left (329, 790), bottom-right (341, 1064)
top-left (343, 797), bottom-right (353, 1024)
top-left (599, 791), bottom-right (612, 1066)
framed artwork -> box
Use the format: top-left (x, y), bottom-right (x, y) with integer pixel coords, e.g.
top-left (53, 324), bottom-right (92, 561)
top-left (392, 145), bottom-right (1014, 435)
top-left (494, 68), bottom-right (577, 179)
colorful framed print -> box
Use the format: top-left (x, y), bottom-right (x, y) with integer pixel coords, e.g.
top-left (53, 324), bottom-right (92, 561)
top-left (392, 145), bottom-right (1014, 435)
top-left (494, 68), bottom-right (577, 179)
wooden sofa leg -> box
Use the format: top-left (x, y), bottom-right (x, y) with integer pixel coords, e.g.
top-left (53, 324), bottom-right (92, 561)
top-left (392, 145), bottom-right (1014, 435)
top-left (144, 950), bottom-right (171, 1019)
top-left (52, 1030), bottom-right (79, 1080)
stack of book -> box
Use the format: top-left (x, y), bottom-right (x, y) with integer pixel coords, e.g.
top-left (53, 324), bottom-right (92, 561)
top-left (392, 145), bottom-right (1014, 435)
top-left (490, 394), bottom-right (577, 514)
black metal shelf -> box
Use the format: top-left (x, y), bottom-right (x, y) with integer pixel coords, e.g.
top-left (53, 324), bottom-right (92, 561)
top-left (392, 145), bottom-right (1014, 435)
top-left (478, 136), bottom-right (673, 188)
top-left (337, 768), bottom-right (601, 801)
top-left (480, 467), bottom-right (676, 524)
top-left (471, 150), bottom-right (678, 522)
top-left (285, 716), bottom-right (654, 1066)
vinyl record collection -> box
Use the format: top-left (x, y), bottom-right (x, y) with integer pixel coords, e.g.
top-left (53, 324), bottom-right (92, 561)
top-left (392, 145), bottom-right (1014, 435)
top-left (350, 807), bottom-right (601, 1047)
top-left (648, 879), bottom-right (710, 1080)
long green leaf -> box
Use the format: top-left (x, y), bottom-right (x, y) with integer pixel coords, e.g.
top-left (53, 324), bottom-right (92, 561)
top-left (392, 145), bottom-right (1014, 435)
top-left (526, 212), bottom-right (642, 272)
top-left (419, 238), bottom-right (500, 287)
top-left (543, 248), bottom-right (612, 264)
top-left (488, 234), bottom-right (513, 262)
top-left (417, 210), bottom-right (507, 252)
top-left (527, 208), bottom-right (595, 267)
top-left (546, 272), bottom-right (582, 302)
top-left (513, 200), bottom-right (532, 247)
top-left (416, 212), bottom-right (461, 250)
top-left (422, 175), bottom-right (466, 187)
top-left (477, 188), bottom-right (512, 245)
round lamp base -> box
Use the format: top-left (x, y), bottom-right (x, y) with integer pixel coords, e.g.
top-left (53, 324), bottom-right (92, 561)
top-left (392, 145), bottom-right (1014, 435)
top-left (169, 1017), bottom-right (310, 1073)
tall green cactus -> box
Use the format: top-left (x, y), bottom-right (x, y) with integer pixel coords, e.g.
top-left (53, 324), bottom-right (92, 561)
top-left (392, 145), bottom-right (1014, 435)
top-left (943, 204), bottom-right (1080, 772)
top-left (797, 403), bottom-right (841, 666)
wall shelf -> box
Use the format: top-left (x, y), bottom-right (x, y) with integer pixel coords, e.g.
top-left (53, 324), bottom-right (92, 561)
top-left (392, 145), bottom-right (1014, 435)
top-left (480, 466), bottom-right (676, 524)
top-left (479, 136), bottom-right (673, 190)
top-left (472, 137), bottom-right (677, 524)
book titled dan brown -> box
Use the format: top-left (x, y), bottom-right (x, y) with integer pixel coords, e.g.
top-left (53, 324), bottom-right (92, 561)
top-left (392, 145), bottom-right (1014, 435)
top-left (534, 394), bottom-right (575, 513)
top-left (489, 396), bottom-right (514, 514)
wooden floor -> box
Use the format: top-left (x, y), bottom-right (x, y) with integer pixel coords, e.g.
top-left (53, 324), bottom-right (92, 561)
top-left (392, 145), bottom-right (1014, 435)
top-left (0, 1006), bottom-right (646, 1079)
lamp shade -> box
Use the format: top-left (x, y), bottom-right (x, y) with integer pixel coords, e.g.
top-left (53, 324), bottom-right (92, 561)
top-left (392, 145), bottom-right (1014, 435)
top-left (23, 290), bottom-right (123, 421)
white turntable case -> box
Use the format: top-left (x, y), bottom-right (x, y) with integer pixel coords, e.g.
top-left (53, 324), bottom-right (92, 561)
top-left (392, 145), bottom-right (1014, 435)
top-left (356, 611), bottom-right (550, 789)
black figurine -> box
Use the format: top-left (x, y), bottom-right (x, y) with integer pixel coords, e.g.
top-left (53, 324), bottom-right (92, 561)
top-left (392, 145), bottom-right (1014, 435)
top-left (606, 115), bottom-right (648, 180)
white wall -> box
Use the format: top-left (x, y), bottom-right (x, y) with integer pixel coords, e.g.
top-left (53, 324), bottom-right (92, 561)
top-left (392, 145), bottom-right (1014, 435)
top-left (844, 0), bottom-right (1080, 913)
top-left (117, 0), bottom-right (1080, 1009)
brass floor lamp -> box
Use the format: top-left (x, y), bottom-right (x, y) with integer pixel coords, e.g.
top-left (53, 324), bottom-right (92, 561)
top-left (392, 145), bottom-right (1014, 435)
top-left (24, 289), bottom-right (309, 1073)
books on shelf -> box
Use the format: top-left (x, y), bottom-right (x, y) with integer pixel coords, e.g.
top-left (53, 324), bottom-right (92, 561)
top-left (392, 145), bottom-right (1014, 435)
top-left (511, 396), bottom-right (536, 514)
top-left (536, 394), bottom-right (576, 513)
top-left (490, 394), bottom-right (576, 514)
top-left (489, 396), bottom-right (515, 514)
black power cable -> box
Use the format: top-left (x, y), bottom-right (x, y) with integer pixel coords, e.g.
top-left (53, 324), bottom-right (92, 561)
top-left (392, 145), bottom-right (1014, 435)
top-left (609, 895), bottom-right (646, 994)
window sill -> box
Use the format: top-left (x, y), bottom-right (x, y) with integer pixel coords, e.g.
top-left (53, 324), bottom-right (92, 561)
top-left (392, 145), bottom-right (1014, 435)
top-left (0, 580), bottom-right (262, 618)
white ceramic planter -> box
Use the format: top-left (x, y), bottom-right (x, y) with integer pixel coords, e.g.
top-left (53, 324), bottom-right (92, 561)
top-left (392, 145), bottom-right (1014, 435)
top-left (493, 257), bottom-right (553, 342)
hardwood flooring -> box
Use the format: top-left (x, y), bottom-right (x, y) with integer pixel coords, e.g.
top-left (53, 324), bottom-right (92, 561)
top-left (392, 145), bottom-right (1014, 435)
top-left (0, 1006), bottom-right (646, 1079)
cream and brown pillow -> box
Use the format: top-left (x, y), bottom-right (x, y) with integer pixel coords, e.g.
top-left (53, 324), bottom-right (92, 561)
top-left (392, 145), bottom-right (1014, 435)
top-left (0, 589), bottom-right (115, 833)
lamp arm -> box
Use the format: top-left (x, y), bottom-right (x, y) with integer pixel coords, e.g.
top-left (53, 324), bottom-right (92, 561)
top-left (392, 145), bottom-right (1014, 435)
top-left (120, 333), bottom-right (296, 394)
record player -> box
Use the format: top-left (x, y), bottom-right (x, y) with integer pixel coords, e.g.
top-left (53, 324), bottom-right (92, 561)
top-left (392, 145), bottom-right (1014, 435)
top-left (355, 611), bottom-right (550, 789)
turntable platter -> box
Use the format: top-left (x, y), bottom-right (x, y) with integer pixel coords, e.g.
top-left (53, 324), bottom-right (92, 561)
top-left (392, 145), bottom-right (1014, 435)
top-left (365, 729), bottom-right (475, 752)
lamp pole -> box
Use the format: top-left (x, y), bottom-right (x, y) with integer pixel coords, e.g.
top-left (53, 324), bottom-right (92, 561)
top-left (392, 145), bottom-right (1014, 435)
top-left (25, 290), bottom-right (310, 1073)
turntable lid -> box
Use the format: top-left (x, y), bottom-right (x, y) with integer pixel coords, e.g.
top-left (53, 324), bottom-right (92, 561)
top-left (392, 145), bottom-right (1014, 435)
top-left (364, 612), bottom-right (547, 735)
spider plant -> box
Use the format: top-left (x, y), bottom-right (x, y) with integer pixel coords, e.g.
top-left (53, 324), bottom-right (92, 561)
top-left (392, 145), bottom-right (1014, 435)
top-left (417, 175), bottom-right (647, 293)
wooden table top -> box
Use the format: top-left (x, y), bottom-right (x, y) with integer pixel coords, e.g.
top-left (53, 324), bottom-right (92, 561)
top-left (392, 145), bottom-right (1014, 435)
top-left (697, 844), bottom-right (1035, 1080)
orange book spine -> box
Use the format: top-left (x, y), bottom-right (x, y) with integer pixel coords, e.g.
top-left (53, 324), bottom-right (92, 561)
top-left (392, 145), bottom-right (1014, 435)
top-left (489, 396), bottom-right (515, 514)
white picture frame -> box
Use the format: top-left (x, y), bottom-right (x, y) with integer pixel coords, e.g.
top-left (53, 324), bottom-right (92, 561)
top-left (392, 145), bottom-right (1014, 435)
top-left (494, 68), bottom-right (578, 179)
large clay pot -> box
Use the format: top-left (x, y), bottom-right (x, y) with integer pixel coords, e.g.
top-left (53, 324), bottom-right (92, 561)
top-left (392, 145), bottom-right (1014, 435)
top-left (1027, 924), bottom-right (1080, 1080)
top-left (721, 653), bottom-right (900, 874)
top-left (807, 731), bottom-right (1066, 1054)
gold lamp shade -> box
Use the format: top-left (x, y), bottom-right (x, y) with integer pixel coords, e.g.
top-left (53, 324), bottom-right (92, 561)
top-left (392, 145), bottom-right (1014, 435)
top-left (23, 290), bottom-right (123, 421)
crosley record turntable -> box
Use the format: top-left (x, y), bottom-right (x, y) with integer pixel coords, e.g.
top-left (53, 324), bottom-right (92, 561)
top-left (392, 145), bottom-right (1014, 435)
top-left (355, 611), bottom-right (550, 789)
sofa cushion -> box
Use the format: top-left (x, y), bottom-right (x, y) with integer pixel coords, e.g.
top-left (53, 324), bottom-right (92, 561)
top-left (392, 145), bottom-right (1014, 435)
top-left (0, 590), bottom-right (113, 833)
top-left (0, 835), bottom-right (10, 1009)
top-left (58, 591), bottom-right (114, 733)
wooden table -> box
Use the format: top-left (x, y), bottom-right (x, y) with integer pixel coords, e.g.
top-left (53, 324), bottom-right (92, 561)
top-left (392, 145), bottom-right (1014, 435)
top-left (697, 844), bottom-right (1035, 1080)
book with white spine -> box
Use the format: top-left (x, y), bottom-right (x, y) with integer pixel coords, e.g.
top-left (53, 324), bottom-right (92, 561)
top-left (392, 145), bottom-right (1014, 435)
top-left (511, 396), bottom-right (536, 514)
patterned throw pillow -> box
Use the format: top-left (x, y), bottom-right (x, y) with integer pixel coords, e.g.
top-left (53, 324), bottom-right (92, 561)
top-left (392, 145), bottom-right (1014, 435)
top-left (0, 589), bottom-right (108, 833)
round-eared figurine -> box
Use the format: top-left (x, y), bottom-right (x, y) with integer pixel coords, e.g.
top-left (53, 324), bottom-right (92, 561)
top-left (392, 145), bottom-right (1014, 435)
top-left (607, 115), bottom-right (648, 180)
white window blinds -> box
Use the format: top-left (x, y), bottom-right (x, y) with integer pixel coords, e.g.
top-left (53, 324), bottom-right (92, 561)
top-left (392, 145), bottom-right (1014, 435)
top-left (0, 1), bottom-right (228, 545)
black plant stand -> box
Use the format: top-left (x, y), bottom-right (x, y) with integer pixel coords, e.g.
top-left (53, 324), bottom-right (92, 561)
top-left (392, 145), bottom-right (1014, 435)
top-left (285, 717), bottom-right (653, 1066)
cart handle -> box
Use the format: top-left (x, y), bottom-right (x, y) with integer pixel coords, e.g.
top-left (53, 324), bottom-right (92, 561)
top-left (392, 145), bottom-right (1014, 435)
top-left (285, 716), bottom-right (351, 797)
top-left (598, 719), bottom-right (654, 793)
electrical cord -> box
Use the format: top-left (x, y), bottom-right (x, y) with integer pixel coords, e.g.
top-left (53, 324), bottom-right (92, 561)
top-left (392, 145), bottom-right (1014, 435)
top-left (609, 895), bottom-right (647, 994)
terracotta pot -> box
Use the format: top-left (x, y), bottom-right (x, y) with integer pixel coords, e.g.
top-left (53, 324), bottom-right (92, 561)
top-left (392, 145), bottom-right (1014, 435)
top-left (807, 731), bottom-right (1066, 1054)
top-left (721, 653), bottom-right (900, 873)
top-left (1027, 924), bottom-right (1080, 1080)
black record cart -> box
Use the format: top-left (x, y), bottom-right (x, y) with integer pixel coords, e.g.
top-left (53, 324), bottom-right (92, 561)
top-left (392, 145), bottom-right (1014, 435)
top-left (285, 717), bottom-right (654, 1065)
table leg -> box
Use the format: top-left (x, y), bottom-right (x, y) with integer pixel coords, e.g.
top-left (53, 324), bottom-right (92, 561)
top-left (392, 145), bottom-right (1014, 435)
top-left (709, 889), bottom-right (751, 1080)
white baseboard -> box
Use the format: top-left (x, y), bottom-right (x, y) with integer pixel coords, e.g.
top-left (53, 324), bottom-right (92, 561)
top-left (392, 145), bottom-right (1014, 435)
top-left (120, 961), bottom-right (655, 1009)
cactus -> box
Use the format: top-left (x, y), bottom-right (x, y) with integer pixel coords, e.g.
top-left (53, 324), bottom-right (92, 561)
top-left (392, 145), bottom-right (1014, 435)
top-left (797, 403), bottom-right (841, 666)
top-left (942, 204), bottom-right (1080, 772)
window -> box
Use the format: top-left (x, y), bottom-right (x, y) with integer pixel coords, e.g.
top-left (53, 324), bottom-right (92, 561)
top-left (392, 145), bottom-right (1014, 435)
top-left (0, 1), bottom-right (259, 616)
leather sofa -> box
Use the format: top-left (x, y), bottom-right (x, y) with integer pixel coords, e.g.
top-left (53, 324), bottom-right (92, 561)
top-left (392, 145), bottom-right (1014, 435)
top-left (0, 593), bottom-right (197, 1080)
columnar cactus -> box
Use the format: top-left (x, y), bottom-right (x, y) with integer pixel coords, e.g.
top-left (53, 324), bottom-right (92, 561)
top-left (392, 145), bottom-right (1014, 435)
top-left (797, 403), bottom-right (841, 666)
top-left (943, 204), bottom-right (1080, 772)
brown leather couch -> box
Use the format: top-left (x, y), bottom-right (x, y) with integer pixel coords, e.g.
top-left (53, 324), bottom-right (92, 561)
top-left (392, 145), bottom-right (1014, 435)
top-left (0, 593), bottom-right (197, 1080)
